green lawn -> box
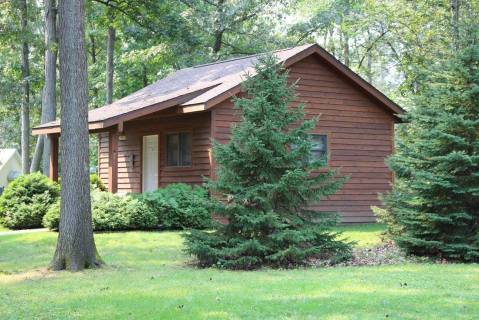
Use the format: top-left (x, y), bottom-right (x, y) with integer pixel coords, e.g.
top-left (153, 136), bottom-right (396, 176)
top-left (0, 226), bottom-right (478, 319)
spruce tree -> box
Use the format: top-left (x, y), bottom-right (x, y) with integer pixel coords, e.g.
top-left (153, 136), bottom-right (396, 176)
top-left (184, 55), bottom-right (352, 270)
top-left (377, 29), bottom-right (479, 262)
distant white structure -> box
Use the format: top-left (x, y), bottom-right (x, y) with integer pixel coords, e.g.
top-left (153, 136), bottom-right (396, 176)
top-left (0, 149), bottom-right (22, 191)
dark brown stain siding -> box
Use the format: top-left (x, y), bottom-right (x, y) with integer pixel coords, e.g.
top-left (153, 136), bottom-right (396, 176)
top-left (97, 112), bottom-right (211, 194)
top-left (98, 54), bottom-right (395, 223)
top-left (211, 55), bottom-right (395, 223)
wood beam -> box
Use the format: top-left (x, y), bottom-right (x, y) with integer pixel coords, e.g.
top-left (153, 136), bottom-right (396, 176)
top-left (108, 131), bottom-right (118, 193)
top-left (49, 134), bottom-right (59, 182)
top-left (180, 104), bottom-right (206, 113)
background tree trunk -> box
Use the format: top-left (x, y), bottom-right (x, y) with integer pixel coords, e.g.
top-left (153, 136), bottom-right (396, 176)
top-left (42, 0), bottom-right (58, 175)
top-left (451, 0), bottom-right (460, 47)
top-left (51, 0), bottom-right (102, 271)
top-left (31, 0), bottom-right (57, 174)
top-left (20, 0), bottom-right (30, 174)
top-left (106, 7), bottom-right (115, 104)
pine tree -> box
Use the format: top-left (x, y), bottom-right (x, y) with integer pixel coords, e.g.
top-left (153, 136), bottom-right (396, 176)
top-left (376, 28), bottom-right (479, 262)
top-left (184, 55), bottom-right (352, 270)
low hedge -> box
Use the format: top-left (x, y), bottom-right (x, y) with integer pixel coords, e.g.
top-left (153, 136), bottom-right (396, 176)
top-left (136, 183), bottom-right (212, 230)
top-left (43, 190), bottom-right (158, 231)
top-left (0, 173), bottom-right (60, 229)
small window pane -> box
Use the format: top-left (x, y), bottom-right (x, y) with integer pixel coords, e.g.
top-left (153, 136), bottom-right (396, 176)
top-left (311, 134), bottom-right (328, 165)
top-left (180, 133), bottom-right (192, 166)
top-left (167, 134), bottom-right (179, 166)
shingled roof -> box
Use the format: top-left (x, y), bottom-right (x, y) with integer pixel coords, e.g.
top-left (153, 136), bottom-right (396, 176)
top-left (33, 43), bottom-right (404, 135)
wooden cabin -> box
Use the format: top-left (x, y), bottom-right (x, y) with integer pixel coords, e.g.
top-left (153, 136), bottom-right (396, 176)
top-left (33, 43), bottom-right (404, 223)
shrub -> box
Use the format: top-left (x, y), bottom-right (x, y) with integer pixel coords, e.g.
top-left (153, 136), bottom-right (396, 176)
top-left (91, 191), bottom-right (129, 231)
top-left (122, 197), bottom-right (158, 230)
top-left (43, 200), bottom-right (60, 231)
top-left (137, 183), bottom-right (211, 230)
top-left (43, 191), bottom-right (158, 231)
top-left (90, 174), bottom-right (107, 191)
top-left (0, 173), bottom-right (60, 229)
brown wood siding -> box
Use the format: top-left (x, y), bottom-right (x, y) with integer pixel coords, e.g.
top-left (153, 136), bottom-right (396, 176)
top-left (98, 112), bottom-right (211, 194)
top-left (98, 132), bottom-right (110, 189)
top-left (211, 55), bottom-right (395, 223)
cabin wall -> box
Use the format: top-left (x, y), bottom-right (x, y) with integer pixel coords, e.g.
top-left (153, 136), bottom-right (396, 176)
top-left (97, 112), bottom-right (211, 194)
top-left (212, 55), bottom-right (395, 223)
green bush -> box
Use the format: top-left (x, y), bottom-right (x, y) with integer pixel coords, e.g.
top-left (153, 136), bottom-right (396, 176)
top-left (90, 174), bottom-right (107, 191)
top-left (91, 191), bottom-right (129, 231)
top-left (137, 183), bottom-right (211, 230)
top-left (43, 200), bottom-right (60, 231)
top-left (0, 173), bottom-right (60, 229)
top-left (43, 191), bottom-right (158, 231)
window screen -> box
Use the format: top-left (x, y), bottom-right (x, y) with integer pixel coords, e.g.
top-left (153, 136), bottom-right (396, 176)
top-left (166, 133), bottom-right (192, 166)
top-left (310, 134), bottom-right (328, 165)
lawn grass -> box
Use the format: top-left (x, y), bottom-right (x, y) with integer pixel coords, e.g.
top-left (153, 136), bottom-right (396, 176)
top-left (0, 227), bottom-right (478, 319)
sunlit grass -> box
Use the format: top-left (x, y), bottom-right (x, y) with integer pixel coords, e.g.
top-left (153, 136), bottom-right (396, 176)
top-left (334, 223), bottom-right (386, 247)
top-left (0, 226), bottom-right (478, 319)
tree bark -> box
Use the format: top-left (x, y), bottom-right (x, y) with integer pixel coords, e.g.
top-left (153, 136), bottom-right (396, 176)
top-left (366, 29), bottom-right (373, 84)
top-left (51, 0), bottom-right (102, 271)
top-left (20, 0), bottom-right (30, 174)
top-left (30, 137), bottom-right (44, 172)
top-left (31, 0), bottom-right (58, 174)
top-left (106, 7), bottom-right (115, 105)
top-left (343, 31), bottom-right (350, 67)
top-left (212, 0), bottom-right (225, 54)
top-left (90, 34), bottom-right (99, 107)
top-left (451, 0), bottom-right (460, 47)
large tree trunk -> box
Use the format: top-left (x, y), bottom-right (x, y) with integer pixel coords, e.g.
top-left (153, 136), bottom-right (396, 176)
top-left (31, 0), bottom-right (58, 174)
top-left (106, 7), bottom-right (115, 104)
top-left (51, 0), bottom-right (102, 271)
top-left (20, 0), bottom-right (30, 174)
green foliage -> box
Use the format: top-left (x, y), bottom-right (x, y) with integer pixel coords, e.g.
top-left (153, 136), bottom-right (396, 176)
top-left (43, 191), bottom-right (157, 231)
top-left (184, 55), bottom-right (351, 269)
top-left (0, 173), bottom-right (59, 229)
top-left (42, 200), bottom-right (60, 231)
top-left (90, 173), bottom-right (107, 191)
top-left (137, 183), bottom-right (211, 230)
top-left (378, 28), bottom-right (479, 262)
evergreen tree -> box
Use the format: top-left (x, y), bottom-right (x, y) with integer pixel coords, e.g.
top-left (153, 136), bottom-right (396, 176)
top-left (184, 55), bottom-right (352, 270)
top-left (376, 27), bottom-right (479, 262)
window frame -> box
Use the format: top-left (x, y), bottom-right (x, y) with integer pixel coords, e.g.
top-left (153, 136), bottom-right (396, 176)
top-left (165, 131), bottom-right (193, 167)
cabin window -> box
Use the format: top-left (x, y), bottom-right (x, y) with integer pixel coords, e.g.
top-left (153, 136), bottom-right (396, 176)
top-left (310, 134), bottom-right (328, 165)
top-left (166, 132), bottom-right (192, 166)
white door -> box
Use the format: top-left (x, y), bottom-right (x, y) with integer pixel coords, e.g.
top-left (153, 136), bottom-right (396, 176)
top-left (142, 135), bottom-right (158, 192)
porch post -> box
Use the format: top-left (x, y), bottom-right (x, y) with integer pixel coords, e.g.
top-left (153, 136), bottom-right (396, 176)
top-left (108, 131), bottom-right (118, 193)
top-left (49, 134), bottom-right (59, 182)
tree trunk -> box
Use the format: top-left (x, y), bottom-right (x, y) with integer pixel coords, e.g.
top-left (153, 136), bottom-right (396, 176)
top-left (451, 0), bottom-right (460, 47)
top-left (213, 0), bottom-right (225, 54)
top-left (90, 34), bottom-right (98, 107)
top-left (342, 31), bottom-right (350, 67)
top-left (31, 0), bottom-right (58, 174)
top-left (51, 0), bottom-right (102, 271)
top-left (366, 29), bottom-right (373, 84)
top-left (106, 7), bottom-right (115, 105)
top-left (30, 137), bottom-right (44, 172)
top-left (142, 64), bottom-right (148, 87)
top-left (20, 0), bottom-right (30, 174)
